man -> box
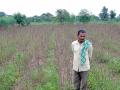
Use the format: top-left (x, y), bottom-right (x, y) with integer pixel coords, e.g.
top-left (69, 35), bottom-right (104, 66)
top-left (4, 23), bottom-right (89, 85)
top-left (71, 29), bottom-right (93, 90)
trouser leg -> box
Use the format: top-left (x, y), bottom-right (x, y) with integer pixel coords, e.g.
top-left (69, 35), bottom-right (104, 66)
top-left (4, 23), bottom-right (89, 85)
top-left (80, 71), bottom-right (88, 90)
top-left (73, 70), bottom-right (81, 90)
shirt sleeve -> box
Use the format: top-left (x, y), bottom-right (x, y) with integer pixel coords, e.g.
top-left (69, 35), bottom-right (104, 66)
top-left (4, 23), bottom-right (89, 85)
top-left (71, 43), bottom-right (74, 52)
top-left (88, 43), bottom-right (93, 60)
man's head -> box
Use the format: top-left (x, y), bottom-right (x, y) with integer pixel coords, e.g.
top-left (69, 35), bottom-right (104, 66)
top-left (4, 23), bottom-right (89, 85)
top-left (77, 29), bottom-right (86, 43)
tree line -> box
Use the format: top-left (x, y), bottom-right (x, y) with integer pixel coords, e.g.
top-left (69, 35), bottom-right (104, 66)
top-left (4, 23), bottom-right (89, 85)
top-left (0, 6), bottom-right (120, 26)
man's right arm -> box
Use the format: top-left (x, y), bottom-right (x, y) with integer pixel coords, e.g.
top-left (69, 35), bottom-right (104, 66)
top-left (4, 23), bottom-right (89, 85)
top-left (71, 43), bottom-right (74, 52)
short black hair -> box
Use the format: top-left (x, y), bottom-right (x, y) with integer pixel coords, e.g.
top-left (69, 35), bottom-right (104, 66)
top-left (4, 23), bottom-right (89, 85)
top-left (77, 29), bottom-right (86, 36)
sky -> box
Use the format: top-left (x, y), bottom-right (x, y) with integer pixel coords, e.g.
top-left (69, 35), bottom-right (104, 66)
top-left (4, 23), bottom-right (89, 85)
top-left (0, 0), bottom-right (120, 17)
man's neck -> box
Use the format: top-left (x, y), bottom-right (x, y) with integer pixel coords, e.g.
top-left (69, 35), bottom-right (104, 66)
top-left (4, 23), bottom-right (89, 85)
top-left (78, 40), bottom-right (85, 44)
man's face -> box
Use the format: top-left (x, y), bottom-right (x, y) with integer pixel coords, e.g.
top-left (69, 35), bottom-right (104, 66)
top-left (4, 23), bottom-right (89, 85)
top-left (78, 32), bottom-right (86, 43)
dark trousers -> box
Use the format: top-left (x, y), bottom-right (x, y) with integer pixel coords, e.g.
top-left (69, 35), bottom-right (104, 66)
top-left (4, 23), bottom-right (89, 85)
top-left (73, 70), bottom-right (88, 90)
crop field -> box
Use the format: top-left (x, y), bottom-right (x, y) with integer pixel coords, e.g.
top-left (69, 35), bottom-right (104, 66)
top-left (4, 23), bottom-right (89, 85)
top-left (0, 24), bottom-right (120, 90)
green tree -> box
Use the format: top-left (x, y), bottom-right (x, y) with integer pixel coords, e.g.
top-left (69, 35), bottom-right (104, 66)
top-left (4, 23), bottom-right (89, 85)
top-left (56, 9), bottom-right (70, 23)
top-left (13, 13), bottom-right (30, 26)
top-left (40, 13), bottom-right (53, 22)
top-left (110, 10), bottom-right (116, 19)
top-left (0, 12), bottom-right (6, 17)
top-left (0, 16), bottom-right (16, 27)
top-left (31, 15), bottom-right (41, 22)
top-left (116, 14), bottom-right (120, 22)
top-left (99, 6), bottom-right (109, 21)
top-left (78, 9), bottom-right (91, 23)
top-left (90, 15), bottom-right (99, 21)
top-left (69, 14), bottom-right (76, 23)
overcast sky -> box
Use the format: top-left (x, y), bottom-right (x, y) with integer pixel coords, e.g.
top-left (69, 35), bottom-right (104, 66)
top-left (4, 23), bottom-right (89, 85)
top-left (0, 0), bottom-right (120, 17)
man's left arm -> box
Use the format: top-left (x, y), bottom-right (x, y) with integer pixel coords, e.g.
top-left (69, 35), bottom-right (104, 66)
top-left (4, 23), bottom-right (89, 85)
top-left (88, 43), bottom-right (93, 60)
